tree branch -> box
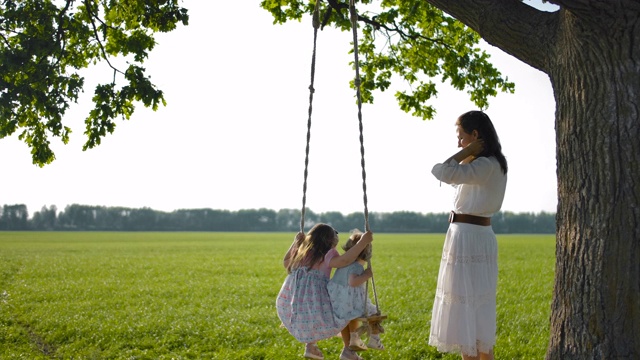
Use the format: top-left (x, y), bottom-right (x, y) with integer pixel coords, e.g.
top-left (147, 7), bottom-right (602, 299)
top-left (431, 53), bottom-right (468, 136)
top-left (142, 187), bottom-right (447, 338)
top-left (423, 0), bottom-right (559, 73)
top-left (83, 0), bottom-right (124, 81)
top-left (51, 0), bottom-right (74, 69)
top-left (0, 31), bottom-right (11, 48)
top-left (324, 0), bottom-right (453, 50)
top-left (550, 0), bottom-right (640, 13)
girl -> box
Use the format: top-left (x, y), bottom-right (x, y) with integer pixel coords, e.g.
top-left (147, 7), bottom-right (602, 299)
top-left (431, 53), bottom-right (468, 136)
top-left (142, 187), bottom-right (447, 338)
top-left (276, 223), bottom-right (373, 360)
top-left (428, 110), bottom-right (508, 360)
top-left (328, 229), bottom-right (385, 360)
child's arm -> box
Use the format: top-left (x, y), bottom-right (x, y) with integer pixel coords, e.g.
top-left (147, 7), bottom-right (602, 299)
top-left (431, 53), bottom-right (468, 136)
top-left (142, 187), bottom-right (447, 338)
top-left (328, 231), bottom-right (373, 268)
top-left (283, 232), bottom-right (305, 269)
top-left (348, 267), bottom-right (373, 287)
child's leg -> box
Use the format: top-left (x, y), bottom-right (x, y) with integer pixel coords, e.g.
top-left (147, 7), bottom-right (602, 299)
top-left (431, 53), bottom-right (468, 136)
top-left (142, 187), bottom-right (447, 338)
top-left (366, 320), bottom-right (384, 351)
top-left (340, 321), bottom-right (358, 347)
top-left (348, 319), bottom-right (360, 333)
top-left (340, 325), bottom-right (364, 359)
top-left (340, 326), bottom-right (350, 348)
top-left (341, 320), bottom-right (361, 348)
top-left (347, 319), bottom-right (367, 351)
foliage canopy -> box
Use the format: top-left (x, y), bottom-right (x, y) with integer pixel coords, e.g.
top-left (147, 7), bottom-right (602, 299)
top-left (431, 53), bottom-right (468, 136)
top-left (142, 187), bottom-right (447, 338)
top-left (0, 0), bottom-right (188, 166)
top-left (261, 0), bottom-right (514, 120)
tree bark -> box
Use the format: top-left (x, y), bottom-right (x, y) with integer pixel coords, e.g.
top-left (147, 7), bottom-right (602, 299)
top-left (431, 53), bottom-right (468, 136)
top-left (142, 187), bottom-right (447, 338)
top-left (425, 0), bottom-right (640, 358)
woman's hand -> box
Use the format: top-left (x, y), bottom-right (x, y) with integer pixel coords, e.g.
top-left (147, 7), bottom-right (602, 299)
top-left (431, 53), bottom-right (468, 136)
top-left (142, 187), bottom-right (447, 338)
top-left (294, 231), bottom-right (305, 244)
top-left (451, 139), bottom-right (485, 164)
top-left (466, 139), bottom-right (485, 157)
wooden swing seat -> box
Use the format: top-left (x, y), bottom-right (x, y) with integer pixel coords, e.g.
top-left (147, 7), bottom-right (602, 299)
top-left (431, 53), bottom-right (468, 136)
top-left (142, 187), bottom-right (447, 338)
top-left (355, 314), bottom-right (387, 323)
top-left (355, 314), bottom-right (387, 335)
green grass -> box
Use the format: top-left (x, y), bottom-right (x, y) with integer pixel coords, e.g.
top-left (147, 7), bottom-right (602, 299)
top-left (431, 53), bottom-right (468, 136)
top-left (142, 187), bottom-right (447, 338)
top-left (0, 232), bottom-right (554, 359)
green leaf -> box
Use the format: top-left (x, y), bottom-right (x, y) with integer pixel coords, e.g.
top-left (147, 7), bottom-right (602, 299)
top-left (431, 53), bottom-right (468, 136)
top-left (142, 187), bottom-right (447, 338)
top-left (0, 0), bottom-right (189, 166)
top-left (262, 0), bottom-right (515, 121)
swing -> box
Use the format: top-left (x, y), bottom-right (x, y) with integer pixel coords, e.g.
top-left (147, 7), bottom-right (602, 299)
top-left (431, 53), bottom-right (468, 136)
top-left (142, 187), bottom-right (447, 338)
top-left (298, 0), bottom-right (387, 341)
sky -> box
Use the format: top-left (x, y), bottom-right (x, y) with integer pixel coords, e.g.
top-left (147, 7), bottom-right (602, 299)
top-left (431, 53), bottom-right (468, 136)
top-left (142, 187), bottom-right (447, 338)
top-left (0, 1), bottom-right (558, 217)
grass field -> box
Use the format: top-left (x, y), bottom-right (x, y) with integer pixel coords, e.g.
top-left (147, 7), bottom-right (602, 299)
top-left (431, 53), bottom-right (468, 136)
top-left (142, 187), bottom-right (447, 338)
top-left (0, 232), bottom-right (555, 359)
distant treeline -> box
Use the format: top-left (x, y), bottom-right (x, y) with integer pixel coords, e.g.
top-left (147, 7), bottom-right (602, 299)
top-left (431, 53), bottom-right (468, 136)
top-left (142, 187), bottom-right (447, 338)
top-left (0, 204), bottom-right (556, 233)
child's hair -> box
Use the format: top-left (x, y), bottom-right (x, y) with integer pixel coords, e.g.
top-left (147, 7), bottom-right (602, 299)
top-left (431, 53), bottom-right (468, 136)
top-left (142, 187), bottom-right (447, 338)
top-left (342, 229), bottom-right (372, 262)
top-left (287, 223), bottom-right (339, 273)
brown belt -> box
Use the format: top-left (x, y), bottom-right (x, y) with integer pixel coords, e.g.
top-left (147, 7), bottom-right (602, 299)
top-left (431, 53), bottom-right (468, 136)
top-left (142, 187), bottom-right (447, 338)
top-left (448, 211), bottom-right (491, 226)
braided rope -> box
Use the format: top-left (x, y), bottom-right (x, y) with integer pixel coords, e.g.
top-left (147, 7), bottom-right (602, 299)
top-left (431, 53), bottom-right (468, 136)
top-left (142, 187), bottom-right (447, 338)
top-left (349, 0), bottom-right (380, 315)
top-left (349, 0), bottom-right (370, 233)
top-left (297, 0), bottom-right (381, 317)
top-left (300, 2), bottom-right (322, 233)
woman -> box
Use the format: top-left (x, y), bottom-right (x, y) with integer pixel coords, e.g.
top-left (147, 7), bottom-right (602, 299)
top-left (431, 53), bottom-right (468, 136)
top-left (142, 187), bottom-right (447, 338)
top-left (428, 110), bottom-right (508, 360)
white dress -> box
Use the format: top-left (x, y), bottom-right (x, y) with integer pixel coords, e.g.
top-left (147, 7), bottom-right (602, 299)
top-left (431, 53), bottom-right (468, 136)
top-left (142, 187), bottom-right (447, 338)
top-left (429, 156), bottom-right (507, 356)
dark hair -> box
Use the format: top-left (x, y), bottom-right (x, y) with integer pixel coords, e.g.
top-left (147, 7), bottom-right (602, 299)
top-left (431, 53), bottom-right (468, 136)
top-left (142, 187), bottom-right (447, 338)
top-left (287, 223), bottom-right (338, 272)
top-left (457, 110), bottom-right (508, 174)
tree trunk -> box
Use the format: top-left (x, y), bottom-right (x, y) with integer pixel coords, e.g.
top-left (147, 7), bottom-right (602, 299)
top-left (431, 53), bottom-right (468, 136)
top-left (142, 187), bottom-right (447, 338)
top-left (547, 7), bottom-right (640, 359)
top-left (425, 1), bottom-right (640, 358)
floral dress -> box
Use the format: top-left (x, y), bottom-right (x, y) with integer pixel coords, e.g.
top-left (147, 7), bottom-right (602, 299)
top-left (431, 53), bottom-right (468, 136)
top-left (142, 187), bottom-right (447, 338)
top-left (276, 249), bottom-right (349, 343)
top-left (327, 262), bottom-right (374, 322)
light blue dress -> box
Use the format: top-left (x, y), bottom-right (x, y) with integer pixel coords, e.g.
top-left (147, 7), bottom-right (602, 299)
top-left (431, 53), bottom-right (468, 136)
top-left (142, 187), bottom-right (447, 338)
top-left (327, 262), bottom-right (371, 322)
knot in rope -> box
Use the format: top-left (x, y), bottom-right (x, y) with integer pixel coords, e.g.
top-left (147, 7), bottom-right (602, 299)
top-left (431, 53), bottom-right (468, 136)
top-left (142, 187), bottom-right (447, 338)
top-left (312, 5), bottom-right (321, 29)
top-left (349, 1), bottom-right (358, 23)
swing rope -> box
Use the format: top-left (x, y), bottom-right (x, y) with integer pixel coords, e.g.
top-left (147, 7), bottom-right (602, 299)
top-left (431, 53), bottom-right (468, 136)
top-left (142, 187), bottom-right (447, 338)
top-left (349, 0), bottom-right (370, 234)
top-left (298, 0), bottom-right (383, 318)
top-left (348, 0), bottom-right (381, 316)
top-left (299, 1), bottom-right (322, 233)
